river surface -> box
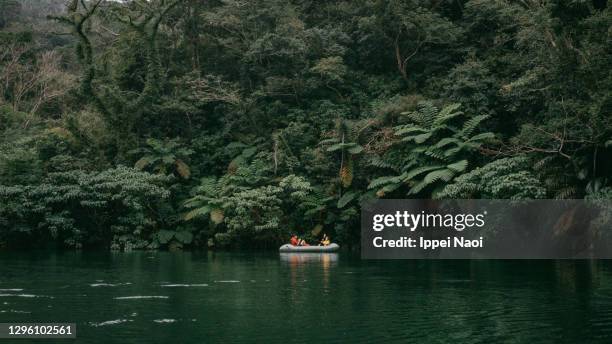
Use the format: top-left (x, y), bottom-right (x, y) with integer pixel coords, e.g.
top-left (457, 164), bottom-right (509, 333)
top-left (1, 251), bottom-right (612, 343)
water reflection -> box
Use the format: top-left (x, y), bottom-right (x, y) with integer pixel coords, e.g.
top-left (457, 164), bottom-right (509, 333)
top-left (281, 253), bottom-right (338, 296)
top-left (279, 253), bottom-right (339, 266)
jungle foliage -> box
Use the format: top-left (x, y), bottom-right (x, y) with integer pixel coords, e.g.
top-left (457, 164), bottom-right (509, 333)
top-left (0, 0), bottom-right (610, 250)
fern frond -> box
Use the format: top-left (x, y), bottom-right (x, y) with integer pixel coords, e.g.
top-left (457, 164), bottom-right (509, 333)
top-left (405, 165), bottom-right (444, 180)
top-left (435, 137), bottom-right (462, 149)
top-left (468, 132), bottom-right (495, 142)
top-left (368, 175), bottom-right (401, 189)
top-left (368, 155), bottom-right (401, 171)
top-left (417, 101), bottom-right (438, 127)
top-left (376, 182), bottom-right (403, 197)
top-left (408, 179), bottom-right (429, 195)
top-left (183, 206), bottom-right (211, 221)
top-left (394, 125), bottom-right (427, 136)
top-left (461, 115), bottom-right (489, 137)
top-left (402, 132), bottom-right (432, 143)
top-left (337, 191), bottom-right (358, 208)
top-left (433, 103), bottom-right (462, 126)
top-left (346, 144), bottom-right (364, 154)
top-left (319, 138), bottom-right (340, 145)
top-left (424, 148), bottom-right (447, 161)
top-left (443, 145), bottom-right (463, 157)
top-left (423, 168), bottom-right (455, 184)
top-left (447, 159), bottom-right (468, 173)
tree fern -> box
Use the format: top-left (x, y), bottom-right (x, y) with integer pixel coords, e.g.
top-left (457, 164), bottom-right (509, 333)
top-left (373, 102), bottom-right (493, 197)
top-left (131, 138), bottom-right (192, 179)
top-left (319, 118), bottom-right (370, 189)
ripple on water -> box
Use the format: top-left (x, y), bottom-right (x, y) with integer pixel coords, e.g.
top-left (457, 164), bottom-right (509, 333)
top-left (160, 284), bottom-right (208, 287)
top-left (90, 319), bottom-right (133, 327)
top-left (153, 319), bottom-right (177, 323)
top-left (0, 289), bottom-right (23, 292)
top-left (1, 310), bottom-right (30, 314)
top-left (0, 294), bottom-right (53, 298)
top-left (214, 280), bottom-right (240, 283)
top-left (90, 283), bottom-right (132, 287)
top-left (114, 296), bottom-right (168, 300)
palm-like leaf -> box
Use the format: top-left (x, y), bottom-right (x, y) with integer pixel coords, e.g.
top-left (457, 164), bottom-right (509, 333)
top-left (374, 102), bottom-right (491, 197)
top-left (461, 115), bottom-right (489, 137)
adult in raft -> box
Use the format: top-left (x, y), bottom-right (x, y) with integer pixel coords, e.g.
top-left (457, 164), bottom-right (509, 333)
top-left (290, 234), bottom-right (309, 246)
top-left (319, 233), bottom-right (330, 246)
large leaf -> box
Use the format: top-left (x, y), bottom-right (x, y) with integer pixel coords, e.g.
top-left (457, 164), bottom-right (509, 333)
top-left (402, 132), bottom-right (432, 143)
top-left (226, 142), bottom-right (249, 150)
top-left (468, 132), bottom-right (495, 142)
top-left (146, 138), bottom-right (162, 148)
top-left (376, 182), bottom-right (402, 197)
top-left (241, 146), bottom-right (257, 158)
top-left (326, 142), bottom-right (358, 152)
top-left (408, 179), bottom-right (430, 195)
top-left (405, 165), bottom-right (444, 180)
top-left (444, 146), bottom-right (463, 157)
top-left (435, 137), bottom-right (462, 149)
top-left (395, 126), bottom-right (427, 136)
top-left (183, 206), bottom-right (211, 221)
top-left (447, 159), bottom-right (468, 173)
top-left (319, 138), bottom-right (340, 145)
top-left (346, 145), bottom-right (363, 154)
top-left (424, 148), bottom-right (447, 161)
top-left (337, 191), bottom-right (358, 208)
top-left (423, 169), bottom-right (455, 184)
top-left (162, 155), bottom-right (176, 165)
top-left (461, 115), bottom-right (489, 137)
top-left (175, 231), bottom-right (193, 244)
top-left (368, 175), bottom-right (401, 189)
top-left (433, 103), bottom-right (462, 126)
top-left (157, 230), bottom-right (175, 244)
top-left (414, 133), bottom-right (433, 144)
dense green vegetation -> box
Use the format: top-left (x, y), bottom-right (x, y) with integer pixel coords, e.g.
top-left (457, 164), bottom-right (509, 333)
top-left (0, 0), bottom-right (610, 250)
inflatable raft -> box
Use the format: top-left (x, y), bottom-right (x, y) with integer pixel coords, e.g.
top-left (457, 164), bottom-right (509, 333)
top-left (279, 243), bottom-right (340, 253)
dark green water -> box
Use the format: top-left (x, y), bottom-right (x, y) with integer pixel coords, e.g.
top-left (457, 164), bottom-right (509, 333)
top-left (1, 251), bottom-right (612, 344)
